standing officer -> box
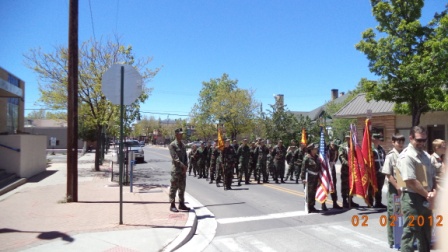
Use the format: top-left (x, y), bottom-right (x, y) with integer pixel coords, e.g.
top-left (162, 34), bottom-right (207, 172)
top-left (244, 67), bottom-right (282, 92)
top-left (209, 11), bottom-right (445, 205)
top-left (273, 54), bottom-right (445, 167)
top-left (397, 126), bottom-right (437, 252)
top-left (255, 139), bottom-right (270, 184)
top-left (168, 128), bottom-right (190, 212)
top-left (339, 135), bottom-right (359, 208)
top-left (301, 143), bottom-right (321, 213)
top-left (381, 134), bottom-right (405, 248)
top-left (237, 139), bottom-right (251, 186)
top-left (222, 139), bottom-right (236, 190)
top-left (272, 140), bottom-right (287, 183)
top-left (368, 133), bottom-right (387, 208)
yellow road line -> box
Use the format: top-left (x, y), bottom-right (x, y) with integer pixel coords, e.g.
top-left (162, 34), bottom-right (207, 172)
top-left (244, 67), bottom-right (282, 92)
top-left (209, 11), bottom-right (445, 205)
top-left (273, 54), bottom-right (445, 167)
top-left (262, 183), bottom-right (305, 197)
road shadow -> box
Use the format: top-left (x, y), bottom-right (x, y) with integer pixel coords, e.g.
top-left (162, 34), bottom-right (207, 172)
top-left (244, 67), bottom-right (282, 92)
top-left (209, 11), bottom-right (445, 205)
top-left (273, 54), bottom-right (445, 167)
top-left (0, 228), bottom-right (74, 242)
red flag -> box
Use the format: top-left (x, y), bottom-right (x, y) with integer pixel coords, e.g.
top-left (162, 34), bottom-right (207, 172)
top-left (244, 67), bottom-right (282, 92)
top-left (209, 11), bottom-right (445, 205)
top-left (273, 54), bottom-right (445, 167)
top-left (348, 124), bottom-right (369, 204)
top-left (316, 127), bottom-right (334, 203)
top-left (361, 119), bottom-right (378, 193)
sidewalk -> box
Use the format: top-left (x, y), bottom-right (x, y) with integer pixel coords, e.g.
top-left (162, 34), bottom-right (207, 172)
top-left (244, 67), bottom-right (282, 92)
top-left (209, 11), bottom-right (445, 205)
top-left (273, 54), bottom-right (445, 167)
top-left (0, 152), bottom-right (195, 252)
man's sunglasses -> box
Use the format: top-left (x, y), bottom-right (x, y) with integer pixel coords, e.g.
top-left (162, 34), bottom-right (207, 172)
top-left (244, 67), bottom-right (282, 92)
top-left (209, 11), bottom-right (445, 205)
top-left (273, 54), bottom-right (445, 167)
top-left (415, 138), bottom-right (427, 143)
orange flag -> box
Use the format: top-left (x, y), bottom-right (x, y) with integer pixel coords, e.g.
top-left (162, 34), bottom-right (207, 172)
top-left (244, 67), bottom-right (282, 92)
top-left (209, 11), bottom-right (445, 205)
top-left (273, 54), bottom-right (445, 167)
top-left (217, 125), bottom-right (225, 151)
top-left (301, 128), bottom-right (307, 145)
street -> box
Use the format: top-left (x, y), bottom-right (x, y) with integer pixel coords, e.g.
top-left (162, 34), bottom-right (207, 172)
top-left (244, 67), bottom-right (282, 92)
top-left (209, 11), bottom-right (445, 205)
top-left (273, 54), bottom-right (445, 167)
top-left (132, 145), bottom-right (442, 252)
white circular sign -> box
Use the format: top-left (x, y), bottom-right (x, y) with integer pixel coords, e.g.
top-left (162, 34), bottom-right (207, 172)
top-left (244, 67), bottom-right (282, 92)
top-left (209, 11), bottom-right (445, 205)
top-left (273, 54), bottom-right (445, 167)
top-left (102, 64), bottom-right (143, 105)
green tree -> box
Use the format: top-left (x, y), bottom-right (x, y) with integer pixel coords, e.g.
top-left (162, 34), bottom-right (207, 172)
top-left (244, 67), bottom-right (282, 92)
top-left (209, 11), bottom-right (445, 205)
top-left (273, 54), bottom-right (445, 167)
top-left (26, 109), bottom-right (47, 119)
top-left (191, 73), bottom-right (259, 140)
top-left (264, 104), bottom-right (299, 146)
top-left (25, 36), bottom-right (160, 170)
top-left (356, 0), bottom-right (448, 126)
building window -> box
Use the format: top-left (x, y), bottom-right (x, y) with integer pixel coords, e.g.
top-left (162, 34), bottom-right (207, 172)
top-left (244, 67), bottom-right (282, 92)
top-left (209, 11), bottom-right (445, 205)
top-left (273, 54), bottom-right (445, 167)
top-left (8, 74), bottom-right (20, 87)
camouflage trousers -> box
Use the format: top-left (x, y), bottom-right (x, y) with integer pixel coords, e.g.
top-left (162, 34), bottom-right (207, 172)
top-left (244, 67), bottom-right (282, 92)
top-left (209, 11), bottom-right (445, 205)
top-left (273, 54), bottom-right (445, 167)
top-left (306, 173), bottom-right (319, 208)
top-left (256, 162), bottom-right (268, 182)
top-left (273, 161), bottom-right (285, 181)
top-left (294, 163), bottom-right (302, 181)
top-left (286, 164), bottom-right (295, 179)
top-left (169, 171), bottom-right (186, 204)
top-left (238, 161), bottom-right (249, 183)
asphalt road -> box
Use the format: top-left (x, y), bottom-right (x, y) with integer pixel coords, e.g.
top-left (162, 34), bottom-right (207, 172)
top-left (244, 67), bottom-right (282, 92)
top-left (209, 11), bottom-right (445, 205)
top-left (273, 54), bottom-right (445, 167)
top-left (116, 145), bottom-right (442, 252)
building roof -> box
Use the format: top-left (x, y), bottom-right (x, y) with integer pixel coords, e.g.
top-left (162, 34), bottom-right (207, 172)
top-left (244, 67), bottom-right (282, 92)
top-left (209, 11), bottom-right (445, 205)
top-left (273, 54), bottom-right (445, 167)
top-left (333, 93), bottom-right (395, 118)
top-left (291, 93), bottom-right (349, 121)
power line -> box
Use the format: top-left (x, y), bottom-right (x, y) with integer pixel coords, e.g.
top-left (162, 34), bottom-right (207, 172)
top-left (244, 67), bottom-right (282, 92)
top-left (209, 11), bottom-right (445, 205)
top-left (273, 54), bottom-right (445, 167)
top-left (88, 0), bottom-right (96, 42)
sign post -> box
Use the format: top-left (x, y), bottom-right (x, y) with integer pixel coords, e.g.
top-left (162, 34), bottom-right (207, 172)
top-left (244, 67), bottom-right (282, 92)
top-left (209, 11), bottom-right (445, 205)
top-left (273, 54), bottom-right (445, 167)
top-left (102, 64), bottom-right (142, 224)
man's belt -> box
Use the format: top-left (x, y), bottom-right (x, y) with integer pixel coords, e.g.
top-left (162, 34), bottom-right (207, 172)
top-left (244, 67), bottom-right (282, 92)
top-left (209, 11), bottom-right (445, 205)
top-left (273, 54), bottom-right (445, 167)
top-left (307, 170), bottom-right (318, 175)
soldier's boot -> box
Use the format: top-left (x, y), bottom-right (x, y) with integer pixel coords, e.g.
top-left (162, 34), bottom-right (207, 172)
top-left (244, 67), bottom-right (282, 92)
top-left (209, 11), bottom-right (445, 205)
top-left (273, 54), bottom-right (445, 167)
top-left (349, 197), bottom-right (359, 208)
top-left (342, 197), bottom-right (349, 208)
top-left (170, 202), bottom-right (179, 212)
top-left (178, 202), bottom-right (190, 211)
top-left (308, 205), bottom-right (318, 213)
top-left (238, 179), bottom-right (241, 186)
top-left (290, 174), bottom-right (294, 181)
top-left (321, 203), bottom-right (328, 211)
top-left (333, 201), bottom-right (343, 209)
top-left (285, 175), bottom-right (289, 181)
top-left (295, 177), bottom-right (299, 184)
top-left (257, 176), bottom-right (261, 184)
top-left (281, 177), bottom-right (285, 183)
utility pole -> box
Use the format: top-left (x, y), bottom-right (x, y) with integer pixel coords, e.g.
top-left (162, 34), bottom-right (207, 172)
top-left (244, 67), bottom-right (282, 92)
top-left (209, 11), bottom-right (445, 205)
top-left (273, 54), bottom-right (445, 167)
top-left (67, 0), bottom-right (78, 202)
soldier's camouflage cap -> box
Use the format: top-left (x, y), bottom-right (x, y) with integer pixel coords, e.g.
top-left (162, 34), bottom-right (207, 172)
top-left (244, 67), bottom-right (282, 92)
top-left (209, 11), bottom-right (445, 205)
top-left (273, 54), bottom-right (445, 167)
top-left (307, 142), bottom-right (319, 150)
top-left (174, 128), bottom-right (183, 134)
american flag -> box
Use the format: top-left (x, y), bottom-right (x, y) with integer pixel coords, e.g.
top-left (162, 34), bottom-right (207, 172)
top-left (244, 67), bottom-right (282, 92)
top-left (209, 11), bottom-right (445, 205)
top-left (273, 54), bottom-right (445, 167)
top-left (315, 127), bottom-right (334, 203)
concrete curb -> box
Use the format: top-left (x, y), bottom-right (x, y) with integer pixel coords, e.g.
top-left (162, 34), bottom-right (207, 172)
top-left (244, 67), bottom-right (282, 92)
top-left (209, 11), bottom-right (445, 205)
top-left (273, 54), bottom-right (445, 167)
top-left (162, 192), bottom-right (198, 252)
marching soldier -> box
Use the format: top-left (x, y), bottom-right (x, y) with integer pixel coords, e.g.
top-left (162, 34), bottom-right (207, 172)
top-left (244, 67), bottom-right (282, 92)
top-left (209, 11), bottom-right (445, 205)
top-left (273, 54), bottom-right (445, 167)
top-left (272, 140), bottom-right (287, 183)
top-left (294, 142), bottom-right (306, 184)
top-left (285, 140), bottom-right (297, 181)
top-left (197, 142), bottom-right (206, 179)
top-left (222, 139), bottom-right (236, 190)
top-left (237, 139), bottom-right (251, 186)
top-left (248, 141), bottom-right (258, 184)
top-left (188, 144), bottom-right (199, 177)
top-left (209, 139), bottom-right (219, 184)
top-left (255, 139), bottom-right (270, 184)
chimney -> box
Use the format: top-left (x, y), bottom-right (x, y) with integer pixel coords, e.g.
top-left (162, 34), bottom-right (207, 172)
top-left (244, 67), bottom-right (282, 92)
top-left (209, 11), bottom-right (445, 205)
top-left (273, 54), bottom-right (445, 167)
top-left (331, 89), bottom-right (338, 100)
top-left (274, 94), bottom-right (284, 111)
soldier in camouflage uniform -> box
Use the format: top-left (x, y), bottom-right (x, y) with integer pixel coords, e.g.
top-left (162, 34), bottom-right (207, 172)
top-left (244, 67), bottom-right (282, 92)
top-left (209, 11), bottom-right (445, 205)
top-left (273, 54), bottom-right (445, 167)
top-left (197, 142), bottom-right (206, 179)
top-left (300, 143), bottom-right (321, 213)
top-left (237, 139), bottom-right (251, 186)
top-left (205, 141), bottom-right (212, 180)
top-left (208, 140), bottom-right (219, 184)
top-left (248, 141), bottom-right (257, 184)
top-left (222, 139), bottom-right (236, 190)
top-left (168, 128), bottom-right (190, 212)
top-left (188, 144), bottom-right (199, 177)
top-left (285, 140), bottom-right (297, 181)
top-left (294, 143), bottom-right (306, 184)
top-left (339, 135), bottom-right (359, 208)
top-left (255, 139), bottom-right (270, 184)
top-left (272, 140), bottom-right (287, 183)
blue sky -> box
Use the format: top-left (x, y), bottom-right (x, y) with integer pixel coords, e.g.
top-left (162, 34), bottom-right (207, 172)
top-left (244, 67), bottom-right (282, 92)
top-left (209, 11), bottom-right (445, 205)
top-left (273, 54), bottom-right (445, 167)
top-left (1, 0), bottom-right (446, 120)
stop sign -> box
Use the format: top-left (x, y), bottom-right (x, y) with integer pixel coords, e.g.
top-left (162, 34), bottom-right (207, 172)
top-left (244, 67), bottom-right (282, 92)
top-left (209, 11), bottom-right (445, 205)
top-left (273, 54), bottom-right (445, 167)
top-left (101, 64), bottom-right (143, 105)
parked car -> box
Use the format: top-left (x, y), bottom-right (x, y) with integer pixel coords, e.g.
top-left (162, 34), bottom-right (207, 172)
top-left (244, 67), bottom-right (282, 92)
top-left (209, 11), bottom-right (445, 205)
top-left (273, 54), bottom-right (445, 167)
top-left (124, 140), bottom-right (145, 163)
